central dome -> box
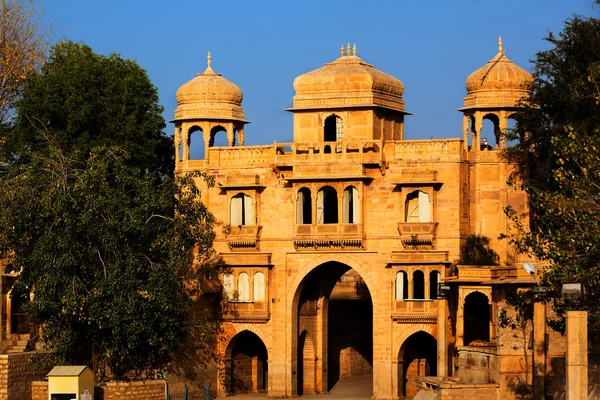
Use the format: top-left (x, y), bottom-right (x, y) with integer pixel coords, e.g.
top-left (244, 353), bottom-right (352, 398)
top-left (291, 45), bottom-right (406, 113)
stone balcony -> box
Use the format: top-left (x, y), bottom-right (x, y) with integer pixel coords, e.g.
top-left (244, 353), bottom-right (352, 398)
top-left (221, 301), bottom-right (269, 322)
top-left (397, 222), bottom-right (438, 248)
top-left (392, 299), bottom-right (439, 323)
top-left (293, 223), bottom-right (363, 250)
top-left (225, 225), bottom-right (262, 251)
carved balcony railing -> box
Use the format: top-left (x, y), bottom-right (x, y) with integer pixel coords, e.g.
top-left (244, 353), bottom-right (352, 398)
top-left (392, 299), bottom-right (439, 324)
top-left (397, 222), bottom-right (438, 248)
top-left (293, 223), bottom-right (363, 250)
top-left (225, 225), bottom-right (262, 251)
top-left (221, 301), bottom-right (270, 322)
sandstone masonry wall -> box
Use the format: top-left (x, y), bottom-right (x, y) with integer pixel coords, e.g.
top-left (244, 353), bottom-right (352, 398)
top-left (95, 380), bottom-right (166, 400)
top-left (0, 353), bottom-right (46, 400)
top-left (31, 381), bottom-right (47, 400)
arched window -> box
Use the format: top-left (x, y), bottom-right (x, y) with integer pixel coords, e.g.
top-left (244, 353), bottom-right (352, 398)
top-left (324, 115), bottom-right (343, 143)
top-left (253, 272), bottom-right (265, 301)
top-left (395, 271), bottom-right (409, 300)
top-left (464, 292), bottom-right (490, 345)
top-left (238, 272), bottom-right (250, 301)
top-left (296, 188), bottom-right (312, 224)
top-left (343, 186), bottom-right (360, 224)
top-left (230, 193), bottom-right (254, 226)
top-left (188, 126), bottom-right (204, 160)
top-left (316, 186), bottom-right (338, 224)
top-left (429, 271), bottom-right (441, 299)
top-left (412, 270), bottom-right (425, 300)
top-left (223, 273), bottom-right (234, 301)
top-left (209, 125), bottom-right (228, 147)
top-left (405, 191), bottom-right (431, 223)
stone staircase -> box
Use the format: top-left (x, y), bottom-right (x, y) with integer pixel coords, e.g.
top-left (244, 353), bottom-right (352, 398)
top-left (1, 333), bottom-right (30, 353)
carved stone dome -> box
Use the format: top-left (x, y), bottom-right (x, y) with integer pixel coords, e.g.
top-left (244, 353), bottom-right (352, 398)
top-left (174, 53), bottom-right (247, 122)
top-left (462, 38), bottom-right (533, 110)
top-left (291, 44), bottom-right (406, 113)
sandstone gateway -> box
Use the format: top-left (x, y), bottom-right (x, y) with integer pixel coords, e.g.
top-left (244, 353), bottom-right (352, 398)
top-left (169, 40), bottom-right (569, 399)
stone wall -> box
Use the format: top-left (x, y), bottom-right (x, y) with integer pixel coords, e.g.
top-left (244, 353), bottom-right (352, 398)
top-left (414, 377), bottom-right (499, 400)
top-left (31, 381), bottom-right (47, 400)
top-left (339, 347), bottom-right (372, 379)
top-left (96, 380), bottom-right (166, 400)
top-left (546, 353), bottom-right (600, 399)
top-left (455, 346), bottom-right (500, 384)
top-left (0, 352), bottom-right (47, 400)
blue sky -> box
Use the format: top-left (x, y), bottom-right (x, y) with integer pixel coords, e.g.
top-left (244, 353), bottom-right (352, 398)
top-left (44, 0), bottom-right (596, 145)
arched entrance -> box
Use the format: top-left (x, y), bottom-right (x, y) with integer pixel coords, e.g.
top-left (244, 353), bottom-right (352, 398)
top-left (398, 331), bottom-right (437, 397)
top-left (464, 291), bottom-right (490, 345)
top-left (224, 330), bottom-right (268, 395)
top-left (292, 261), bottom-right (373, 397)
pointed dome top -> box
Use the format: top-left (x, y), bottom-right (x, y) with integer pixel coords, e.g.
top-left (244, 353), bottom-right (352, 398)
top-left (174, 52), bottom-right (247, 123)
top-left (461, 37), bottom-right (533, 110)
top-left (290, 44), bottom-right (406, 113)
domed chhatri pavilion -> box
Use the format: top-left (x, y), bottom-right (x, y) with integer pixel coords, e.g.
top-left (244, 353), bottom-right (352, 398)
top-left (169, 40), bottom-right (565, 399)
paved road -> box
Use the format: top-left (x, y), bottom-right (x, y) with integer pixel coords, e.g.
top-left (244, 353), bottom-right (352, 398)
top-left (216, 375), bottom-right (374, 399)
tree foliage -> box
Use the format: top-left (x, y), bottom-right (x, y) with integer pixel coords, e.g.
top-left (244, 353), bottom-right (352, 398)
top-left (506, 16), bottom-right (600, 336)
top-left (0, 41), bottom-right (217, 379)
top-left (2, 40), bottom-right (172, 177)
top-left (0, 0), bottom-right (53, 123)
top-left (459, 234), bottom-right (500, 266)
top-left (498, 289), bottom-right (534, 394)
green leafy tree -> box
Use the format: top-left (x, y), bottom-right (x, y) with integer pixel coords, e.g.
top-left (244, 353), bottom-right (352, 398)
top-left (459, 234), bottom-right (500, 265)
top-left (2, 40), bottom-right (172, 177)
top-left (505, 15), bottom-right (600, 336)
top-left (0, 41), bottom-right (217, 379)
top-left (0, 138), bottom-right (216, 378)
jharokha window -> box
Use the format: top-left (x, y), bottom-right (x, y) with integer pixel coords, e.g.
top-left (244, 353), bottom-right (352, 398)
top-left (405, 190), bottom-right (432, 223)
top-left (230, 193), bottom-right (254, 226)
top-left (317, 186), bottom-right (338, 224)
top-left (343, 186), bottom-right (360, 224)
top-left (296, 188), bottom-right (312, 224)
top-left (222, 272), bottom-right (266, 302)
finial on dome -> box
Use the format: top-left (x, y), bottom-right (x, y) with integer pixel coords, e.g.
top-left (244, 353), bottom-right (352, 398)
top-left (498, 37), bottom-right (503, 53)
top-left (341, 44), bottom-right (345, 57)
top-left (347, 42), bottom-right (351, 56)
top-left (353, 44), bottom-right (357, 56)
top-left (200, 51), bottom-right (216, 75)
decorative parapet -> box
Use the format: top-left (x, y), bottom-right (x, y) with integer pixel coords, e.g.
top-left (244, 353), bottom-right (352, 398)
top-left (221, 301), bottom-right (269, 322)
top-left (445, 265), bottom-right (493, 282)
top-left (226, 225), bottom-right (262, 251)
top-left (294, 224), bottom-right (363, 250)
top-left (392, 300), bottom-right (439, 323)
top-left (397, 222), bottom-right (438, 248)
top-left (175, 139), bottom-right (465, 172)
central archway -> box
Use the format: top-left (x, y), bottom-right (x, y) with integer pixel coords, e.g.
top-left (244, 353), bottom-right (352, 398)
top-left (398, 331), bottom-right (437, 397)
top-left (292, 261), bottom-right (373, 397)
